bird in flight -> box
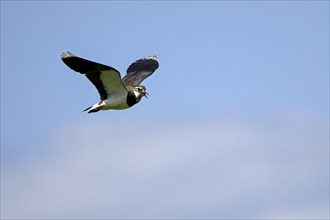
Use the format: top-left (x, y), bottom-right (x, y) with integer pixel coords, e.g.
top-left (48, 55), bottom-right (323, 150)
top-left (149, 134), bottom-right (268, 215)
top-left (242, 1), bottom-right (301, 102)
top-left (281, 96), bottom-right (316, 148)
top-left (61, 52), bottom-right (159, 113)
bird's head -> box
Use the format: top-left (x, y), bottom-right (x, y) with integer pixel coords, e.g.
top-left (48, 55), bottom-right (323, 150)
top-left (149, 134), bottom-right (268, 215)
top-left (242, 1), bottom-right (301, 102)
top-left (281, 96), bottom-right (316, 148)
top-left (133, 85), bottom-right (148, 100)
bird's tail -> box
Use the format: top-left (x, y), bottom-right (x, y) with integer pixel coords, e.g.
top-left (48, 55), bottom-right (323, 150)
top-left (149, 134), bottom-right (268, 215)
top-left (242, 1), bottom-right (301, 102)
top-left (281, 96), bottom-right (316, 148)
top-left (83, 106), bottom-right (93, 112)
top-left (83, 102), bottom-right (103, 113)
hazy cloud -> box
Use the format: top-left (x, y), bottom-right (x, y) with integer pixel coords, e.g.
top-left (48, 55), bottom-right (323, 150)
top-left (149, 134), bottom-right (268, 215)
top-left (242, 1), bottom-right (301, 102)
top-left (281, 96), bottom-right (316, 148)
top-left (1, 114), bottom-right (329, 219)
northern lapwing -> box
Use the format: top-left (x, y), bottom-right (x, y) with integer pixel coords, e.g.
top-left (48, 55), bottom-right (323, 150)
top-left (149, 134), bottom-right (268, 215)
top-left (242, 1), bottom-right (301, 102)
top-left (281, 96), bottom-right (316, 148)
top-left (61, 52), bottom-right (159, 113)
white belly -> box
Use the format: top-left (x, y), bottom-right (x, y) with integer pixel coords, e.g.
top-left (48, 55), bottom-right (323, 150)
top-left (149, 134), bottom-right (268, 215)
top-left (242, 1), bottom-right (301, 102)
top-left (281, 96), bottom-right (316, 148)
top-left (102, 95), bottom-right (130, 110)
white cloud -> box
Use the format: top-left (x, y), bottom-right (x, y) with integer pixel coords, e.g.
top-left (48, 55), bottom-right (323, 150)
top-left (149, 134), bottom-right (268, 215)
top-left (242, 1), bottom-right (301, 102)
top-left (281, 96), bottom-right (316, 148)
top-left (1, 114), bottom-right (329, 219)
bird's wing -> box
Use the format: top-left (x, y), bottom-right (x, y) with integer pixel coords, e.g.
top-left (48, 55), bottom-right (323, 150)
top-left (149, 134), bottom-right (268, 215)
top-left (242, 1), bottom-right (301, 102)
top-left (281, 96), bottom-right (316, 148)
top-left (122, 56), bottom-right (159, 86)
top-left (61, 52), bottom-right (127, 100)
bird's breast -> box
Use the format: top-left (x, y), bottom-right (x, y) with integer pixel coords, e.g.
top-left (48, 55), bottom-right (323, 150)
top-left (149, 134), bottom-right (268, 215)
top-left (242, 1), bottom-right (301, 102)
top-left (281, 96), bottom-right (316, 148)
top-left (126, 90), bottom-right (139, 107)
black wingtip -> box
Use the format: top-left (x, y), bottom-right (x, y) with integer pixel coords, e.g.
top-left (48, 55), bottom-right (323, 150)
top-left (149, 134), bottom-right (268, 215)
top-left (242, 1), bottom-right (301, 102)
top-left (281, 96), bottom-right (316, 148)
top-left (126, 56), bottom-right (159, 73)
top-left (61, 51), bottom-right (76, 59)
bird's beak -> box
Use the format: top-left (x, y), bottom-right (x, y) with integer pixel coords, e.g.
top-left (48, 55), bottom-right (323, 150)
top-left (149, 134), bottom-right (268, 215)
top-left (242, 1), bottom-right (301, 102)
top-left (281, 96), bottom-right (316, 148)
top-left (144, 91), bottom-right (149, 98)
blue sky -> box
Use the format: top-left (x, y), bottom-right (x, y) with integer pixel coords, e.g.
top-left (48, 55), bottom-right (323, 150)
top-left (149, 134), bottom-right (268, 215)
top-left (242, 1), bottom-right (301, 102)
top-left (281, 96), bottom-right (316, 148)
top-left (1, 1), bottom-right (329, 219)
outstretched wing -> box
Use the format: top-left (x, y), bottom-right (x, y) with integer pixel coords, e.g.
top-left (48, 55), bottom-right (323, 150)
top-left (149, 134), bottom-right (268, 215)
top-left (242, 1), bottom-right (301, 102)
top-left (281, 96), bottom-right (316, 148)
top-left (61, 52), bottom-right (127, 100)
top-left (122, 56), bottom-right (159, 86)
